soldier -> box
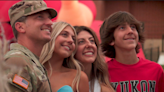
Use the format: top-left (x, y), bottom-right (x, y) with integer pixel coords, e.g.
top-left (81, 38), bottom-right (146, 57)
top-left (4, 0), bottom-right (57, 92)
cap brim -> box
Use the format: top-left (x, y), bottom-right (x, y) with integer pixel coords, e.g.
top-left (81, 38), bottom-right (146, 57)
top-left (45, 8), bottom-right (57, 19)
top-left (24, 7), bottom-right (57, 19)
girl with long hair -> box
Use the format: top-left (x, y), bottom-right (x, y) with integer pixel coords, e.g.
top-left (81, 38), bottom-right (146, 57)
top-left (40, 21), bottom-right (89, 92)
top-left (74, 26), bottom-right (115, 92)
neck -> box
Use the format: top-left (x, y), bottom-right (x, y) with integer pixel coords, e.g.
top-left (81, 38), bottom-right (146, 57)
top-left (45, 54), bottom-right (64, 73)
top-left (82, 63), bottom-right (92, 81)
top-left (17, 40), bottom-right (44, 57)
top-left (115, 49), bottom-right (139, 65)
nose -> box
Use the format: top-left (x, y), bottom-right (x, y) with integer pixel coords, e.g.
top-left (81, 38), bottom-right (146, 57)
top-left (45, 18), bottom-right (53, 26)
top-left (127, 26), bottom-right (133, 34)
top-left (67, 36), bottom-right (74, 45)
top-left (44, 18), bottom-right (53, 31)
top-left (85, 40), bottom-right (92, 48)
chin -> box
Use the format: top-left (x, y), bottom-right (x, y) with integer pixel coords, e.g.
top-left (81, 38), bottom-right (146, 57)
top-left (125, 47), bottom-right (136, 51)
top-left (46, 37), bottom-right (51, 41)
top-left (62, 53), bottom-right (71, 58)
top-left (85, 59), bottom-right (95, 63)
top-left (126, 44), bottom-right (137, 49)
top-left (43, 37), bottom-right (51, 42)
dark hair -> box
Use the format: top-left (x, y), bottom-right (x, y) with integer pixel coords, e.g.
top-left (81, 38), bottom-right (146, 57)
top-left (100, 11), bottom-right (145, 58)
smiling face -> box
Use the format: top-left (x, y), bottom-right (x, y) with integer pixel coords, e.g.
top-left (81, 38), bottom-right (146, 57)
top-left (111, 22), bottom-right (139, 51)
top-left (75, 31), bottom-right (97, 64)
top-left (53, 26), bottom-right (75, 58)
top-left (23, 11), bottom-right (53, 44)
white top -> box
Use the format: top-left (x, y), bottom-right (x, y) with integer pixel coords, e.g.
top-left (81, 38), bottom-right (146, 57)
top-left (89, 79), bottom-right (101, 92)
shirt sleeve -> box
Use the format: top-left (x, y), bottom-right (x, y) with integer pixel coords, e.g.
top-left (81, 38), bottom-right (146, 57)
top-left (5, 55), bottom-right (34, 92)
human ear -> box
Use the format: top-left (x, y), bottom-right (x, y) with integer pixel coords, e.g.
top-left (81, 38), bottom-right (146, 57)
top-left (109, 41), bottom-right (114, 46)
top-left (15, 22), bottom-right (26, 33)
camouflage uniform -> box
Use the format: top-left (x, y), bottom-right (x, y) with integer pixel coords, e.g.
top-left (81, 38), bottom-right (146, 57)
top-left (5, 43), bottom-right (52, 92)
top-left (4, 0), bottom-right (57, 92)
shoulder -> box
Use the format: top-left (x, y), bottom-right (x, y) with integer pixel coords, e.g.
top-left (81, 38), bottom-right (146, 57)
top-left (139, 58), bottom-right (164, 74)
top-left (140, 58), bottom-right (163, 69)
top-left (78, 71), bottom-right (89, 92)
top-left (66, 69), bottom-right (88, 79)
top-left (65, 68), bottom-right (88, 81)
top-left (79, 71), bottom-right (89, 86)
top-left (80, 71), bottom-right (89, 80)
top-left (5, 51), bottom-right (31, 66)
top-left (100, 83), bottom-right (115, 92)
top-left (5, 62), bottom-right (33, 91)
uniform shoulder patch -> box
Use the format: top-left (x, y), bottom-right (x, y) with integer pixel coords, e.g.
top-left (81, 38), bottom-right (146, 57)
top-left (12, 74), bottom-right (29, 89)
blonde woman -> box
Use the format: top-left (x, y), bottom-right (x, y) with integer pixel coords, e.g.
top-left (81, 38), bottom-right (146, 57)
top-left (40, 21), bottom-right (89, 92)
top-left (74, 26), bottom-right (115, 92)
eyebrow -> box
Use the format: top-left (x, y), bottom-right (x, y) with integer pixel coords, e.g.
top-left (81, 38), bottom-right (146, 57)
top-left (62, 31), bottom-right (75, 36)
top-left (77, 37), bottom-right (94, 41)
top-left (77, 38), bottom-right (84, 41)
top-left (89, 37), bottom-right (94, 39)
top-left (61, 30), bottom-right (68, 33)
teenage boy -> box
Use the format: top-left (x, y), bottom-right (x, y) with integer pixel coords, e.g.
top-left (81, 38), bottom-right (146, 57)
top-left (100, 11), bottom-right (164, 92)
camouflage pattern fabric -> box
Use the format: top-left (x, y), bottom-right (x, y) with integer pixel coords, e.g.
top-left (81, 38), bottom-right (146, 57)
top-left (9, 0), bottom-right (57, 27)
top-left (4, 43), bottom-right (52, 92)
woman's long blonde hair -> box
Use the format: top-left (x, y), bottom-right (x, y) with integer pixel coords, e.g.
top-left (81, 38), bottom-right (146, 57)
top-left (40, 21), bottom-right (81, 92)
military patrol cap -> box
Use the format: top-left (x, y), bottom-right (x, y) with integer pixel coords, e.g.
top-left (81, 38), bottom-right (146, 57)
top-left (9, 0), bottom-right (57, 27)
